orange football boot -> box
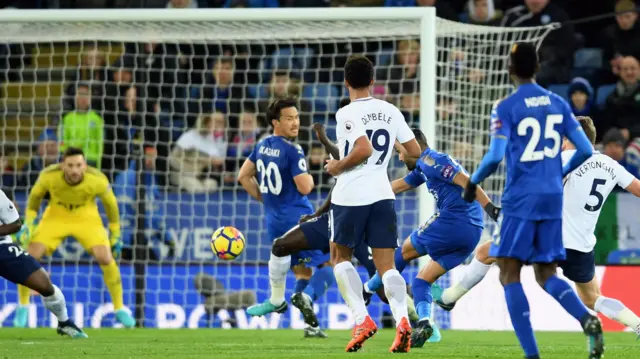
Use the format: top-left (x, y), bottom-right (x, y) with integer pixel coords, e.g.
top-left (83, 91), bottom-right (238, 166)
top-left (389, 317), bottom-right (412, 353)
top-left (345, 316), bottom-right (378, 352)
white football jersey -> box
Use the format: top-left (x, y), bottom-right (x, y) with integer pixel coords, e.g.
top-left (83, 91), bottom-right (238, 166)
top-left (0, 189), bottom-right (19, 244)
top-left (562, 150), bottom-right (635, 252)
top-left (332, 97), bottom-right (415, 206)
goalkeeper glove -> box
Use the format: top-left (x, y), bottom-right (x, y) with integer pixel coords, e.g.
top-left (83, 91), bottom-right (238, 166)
top-left (462, 181), bottom-right (478, 203)
top-left (17, 219), bottom-right (35, 247)
top-left (109, 225), bottom-right (123, 260)
top-left (484, 202), bottom-right (501, 222)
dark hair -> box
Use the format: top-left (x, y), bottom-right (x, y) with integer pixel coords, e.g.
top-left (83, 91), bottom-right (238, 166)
top-left (216, 56), bottom-right (234, 66)
top-left (266, 97), bottom-right (298, 126)
top-left (509, 42), bottom-right (538, 79)
top-left (339, 98), bottom-right (351, 109)
top-left (344, 55), bottom-right (374, 90)
top-left (63, 147), bottom-right (85, 159)
top-left (576, 116), bottom-right (596, 145)
top-left (412, 128), bottom-right (428, 150)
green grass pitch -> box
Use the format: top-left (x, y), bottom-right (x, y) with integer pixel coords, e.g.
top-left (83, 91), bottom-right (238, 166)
top-left (0, 329), bottom-right (638, 358)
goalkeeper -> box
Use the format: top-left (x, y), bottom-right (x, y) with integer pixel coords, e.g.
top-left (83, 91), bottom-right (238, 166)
top-left (14, 147), bottom-right (136, 328)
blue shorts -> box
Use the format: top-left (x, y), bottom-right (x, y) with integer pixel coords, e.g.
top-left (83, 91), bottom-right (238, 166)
top-left (0, 242), bottom-right (41, 284)
top-left (559, 249), bottom-right (595, 283)
top-left (410, 215), bottom-right (482, 271)
top-left (329, 199), bottom-right (398, 249)
top-left (300, 212), bottom-right (375, 275)
top-left (490, 215), bottom-right (565, 263)
top-left (269, 219), bottom-right (329, 269)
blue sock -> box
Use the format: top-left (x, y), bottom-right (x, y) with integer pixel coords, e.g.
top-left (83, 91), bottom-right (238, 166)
top-left (366, 248), bottom-right (411, 292)
top-left (412, 278), bottom-right (432, 322)
top-left (303, 266), bottom-right (335, 301)
top-left (294, 279), bottom-right (309, 293)
top-left (394, 248), bottom-right (410, 273)
top-left (504, 282), bottom-right (539, 357)
top-left (366, 273), bottom-right (383, 292)
top-left (544, 275), bottom-right (589, 322)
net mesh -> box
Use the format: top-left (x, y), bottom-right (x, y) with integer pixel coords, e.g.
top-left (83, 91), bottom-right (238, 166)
top-left (0, 15), bottom-right (552, 329)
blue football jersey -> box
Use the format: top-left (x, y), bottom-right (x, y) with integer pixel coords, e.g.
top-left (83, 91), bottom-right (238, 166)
top-left (492, 83), bottom-right (580, 220)
top-left (248, 136), bottom-right (313, 223)
top-left (404, 148), bottom-right (483, 227)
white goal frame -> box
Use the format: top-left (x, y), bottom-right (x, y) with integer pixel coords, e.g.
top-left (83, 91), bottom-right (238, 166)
top-left (0, 7), bottom-right (439, 225)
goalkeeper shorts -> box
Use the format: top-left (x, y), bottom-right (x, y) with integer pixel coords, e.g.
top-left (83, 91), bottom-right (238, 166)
top-left (32, 218), bottom-right (110, 255)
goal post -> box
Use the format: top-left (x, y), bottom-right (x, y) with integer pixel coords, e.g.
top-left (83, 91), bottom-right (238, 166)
top-left (0, 8), bottom-right (554, 330)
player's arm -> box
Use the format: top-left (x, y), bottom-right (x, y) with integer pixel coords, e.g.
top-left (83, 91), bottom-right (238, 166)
top-left (313, 123), bottom-right (340, 159)
top-left (464, 102), bottom-right (509, 201)
top-left (328, 135), bottom-right (372, 175)
top-left (25, 174), bottom-right (49, 225)
top-left (237, 159), bottom-right (262, 202)
top-left (301, 185), bottom-right (334, 223)
top-left (392, 168), bottom-right (423, 194)
top-left (288, 145), bottom-right (314, 196)
top-left (0, 191), bottom-right (21, 236)
top-left (396, 115), bottom-right (421, 158)
top-left (96, 178), bottom-right (121, 239)
top-left (452, 171), bottom-right (500, 221)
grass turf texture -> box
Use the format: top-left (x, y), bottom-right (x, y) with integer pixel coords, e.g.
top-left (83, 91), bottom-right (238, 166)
top-left (0, 329), bottom-right (638, 358)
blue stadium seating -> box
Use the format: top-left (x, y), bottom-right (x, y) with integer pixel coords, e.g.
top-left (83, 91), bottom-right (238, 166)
top-left (596, 84), bottom-right (616, 107)
top-left (548, 84), bottom-right (570, 102)
top-left (247, 84), bottom-right (269, 99)
top-left (574, 48), bottom-right (603, 69)
top-left (302, 83), bottom-right (339, 113)
top-left (259, 47), bottom-right (315, 82)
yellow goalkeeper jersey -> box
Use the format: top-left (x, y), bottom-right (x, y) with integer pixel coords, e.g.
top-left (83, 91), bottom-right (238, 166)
top-left (26, 165), bottom-right (119, 230)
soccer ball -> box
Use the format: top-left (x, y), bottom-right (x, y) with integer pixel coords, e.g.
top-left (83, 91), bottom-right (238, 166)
top-left (211, 226), bottom-right (246, 260)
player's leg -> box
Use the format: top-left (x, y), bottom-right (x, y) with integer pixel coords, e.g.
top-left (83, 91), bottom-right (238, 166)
top-left (0, 242), bottom-right (86, 337)
top-left (436, 240), bottom-right (495, 310)
top-left (367, 199), bottom-right (411, 353)
top-left (21, 269), bottom-right (88, 338)
top-left (493, 216), bottom-right (540, 359)
top-left (411, 223), bottom-right (482, 348)
top-left (89, 244), bottom-right (135, 327)
top-left (575, 279), bottom-right (640, 337)
top-left (292, 265), bottom-right (312, 293)
top-left (330, 204), bottom-right (375, 352)
top-left (410, 259), bottom-right (446, 347)
top-left (294, 262), bottom-right (332, 338)
top-left (364, 235), bottom-right (420, 296)
top-left (15, 221), bottom-right (64, 328)
top-left (532, 219), bottom-right (603, 359)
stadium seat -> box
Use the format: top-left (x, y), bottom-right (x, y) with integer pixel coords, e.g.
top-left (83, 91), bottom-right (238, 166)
top-left (596, 84), bottom-right (616, 107)
top-left (574, 48), bottom-right (603, 69)
top-left (374, 47), bottom-right (394, 68)
top-left (607, 249), bottom-right (640, 264)
top-left (302, 83), bottom-right (339, 113)
top-left (260, 47), bottom-right (315, 82)
top-left (246, 84), bottom-right (269, 99)
top-left (547, 84), bottom-right (570, 102)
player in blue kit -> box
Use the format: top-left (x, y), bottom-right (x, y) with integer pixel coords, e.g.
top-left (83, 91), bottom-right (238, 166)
top-left (363, 129), bottom-right (500, 348)
top-left (0, 190), bottom-right (85, 337)
top-left (462, 42), bottom-right (603, 359)
top-left (238, 98), bottom-right (333, 337)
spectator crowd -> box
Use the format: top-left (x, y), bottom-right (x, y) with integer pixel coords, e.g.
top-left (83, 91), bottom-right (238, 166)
top-left (1, 0), bottom-right (640, 194)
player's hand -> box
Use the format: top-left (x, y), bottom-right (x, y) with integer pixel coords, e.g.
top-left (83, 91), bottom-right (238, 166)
top-left (484, 202), bottom-right (501, 222)
top-left (299, 213), bottom-right (317, 224)
top-left (462, 182), bottom-right (477, 202)
top-left (17, 220), bottom-right (35, 247)
top-left (109, 230), bottom-right (123, 260)
top-left (313, 122), bottom-right (326, 137)
top-left (324, 159), bottom-right (343, 176)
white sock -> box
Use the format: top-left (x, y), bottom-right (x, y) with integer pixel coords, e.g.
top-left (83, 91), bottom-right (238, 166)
top-left (441, 257), bottom-right (490, 305)
top-left (268, 253), bottom-right (291, 306)
top-left (594, 295), bottom-right (640, 331)
top-left (382, 269), bottom-right (409, 327)
top-left (43, 285), bottom-right (69, 322)
top-left (334, 261), bottom-right (369, 325)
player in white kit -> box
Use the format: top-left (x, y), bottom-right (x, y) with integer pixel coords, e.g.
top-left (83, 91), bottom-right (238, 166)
top-left (323, 55), bottom-right (421, 353)
top-left (0, 190), bottom-right (86, 337)
top-left (433, 117), bottom-right (640, 337)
